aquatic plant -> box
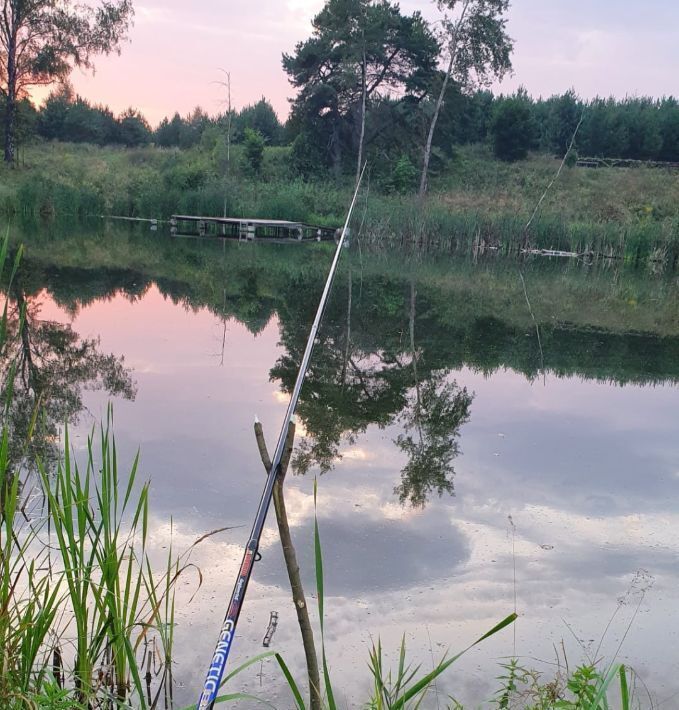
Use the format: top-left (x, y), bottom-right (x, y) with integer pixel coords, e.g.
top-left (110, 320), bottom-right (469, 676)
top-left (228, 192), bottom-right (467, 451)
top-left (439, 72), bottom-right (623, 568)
top-left (2, 143), bottom-right (679, 262)
top-left (0, 230), bottom-right (191, 707)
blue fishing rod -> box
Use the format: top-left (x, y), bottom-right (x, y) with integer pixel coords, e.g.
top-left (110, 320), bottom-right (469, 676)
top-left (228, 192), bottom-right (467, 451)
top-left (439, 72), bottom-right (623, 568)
top-left (197, 165), bottom-right (367, 710)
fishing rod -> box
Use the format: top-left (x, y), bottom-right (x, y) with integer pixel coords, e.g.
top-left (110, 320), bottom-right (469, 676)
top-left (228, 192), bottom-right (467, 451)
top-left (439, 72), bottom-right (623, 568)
top-left (197, 164), bottom-right (367, 710)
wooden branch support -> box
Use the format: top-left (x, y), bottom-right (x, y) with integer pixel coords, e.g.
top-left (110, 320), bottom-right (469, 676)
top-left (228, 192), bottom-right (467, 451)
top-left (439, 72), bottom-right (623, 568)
top-left (254, 420), bottom-right (321, 710)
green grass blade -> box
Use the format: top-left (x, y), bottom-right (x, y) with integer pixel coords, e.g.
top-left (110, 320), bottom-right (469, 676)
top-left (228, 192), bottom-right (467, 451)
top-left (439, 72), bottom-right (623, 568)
top-left (314, 478), bottom-right (337, 710)
top-left (392, 613), bottom-right (517, 710)
top-left (275, 653), bottom-right (307, 710)
top-left (395, 634), bottom-right (406, 697)
top-left (472, 613), bottom-right (518, 646)
top-left (222, 650), bottom-right (277, 685)
top-left (586, 663), bottom-right (620, 710)
top-left (619, 664), bottom-right (629, 710)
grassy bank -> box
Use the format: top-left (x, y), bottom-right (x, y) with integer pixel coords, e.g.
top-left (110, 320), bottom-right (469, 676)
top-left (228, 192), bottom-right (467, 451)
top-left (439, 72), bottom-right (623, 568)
top-left (1, 142), bottom-right (679, 261)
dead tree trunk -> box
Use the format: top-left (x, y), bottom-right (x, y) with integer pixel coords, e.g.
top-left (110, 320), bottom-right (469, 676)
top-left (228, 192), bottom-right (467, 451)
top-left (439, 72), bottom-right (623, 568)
top-left (254, 421), bottom-right (322, 710)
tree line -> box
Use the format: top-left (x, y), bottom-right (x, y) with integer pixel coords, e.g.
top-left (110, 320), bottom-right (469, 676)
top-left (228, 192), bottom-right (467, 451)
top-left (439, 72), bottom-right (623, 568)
top-left (3, 83), bottom-right (285, 149)
top-left (1, 0), bottom-right (514, 196)
top-left (3, 0), bottom-right (679, 183)
top-left (489, 89), bottom-right (679, 163)
top-left (11, 82), bottom-right (679, 168)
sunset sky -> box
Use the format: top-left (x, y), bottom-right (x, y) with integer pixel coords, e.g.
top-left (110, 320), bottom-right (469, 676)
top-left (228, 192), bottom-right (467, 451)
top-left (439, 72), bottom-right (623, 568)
top-left (60, 0), bottom-right (679, 126)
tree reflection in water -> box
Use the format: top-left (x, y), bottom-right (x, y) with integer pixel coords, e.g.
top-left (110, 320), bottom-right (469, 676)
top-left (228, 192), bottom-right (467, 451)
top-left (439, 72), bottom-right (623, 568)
top-left (1, 282), bottom-right (136, 476)
top-left (397, 280), bottom-right (473, 507)
top-left (395, 371), bottom-right (472, 507)
top-left (272, 271), bottom-right (474, 508)
top-left (14, 233), bottom-right (676, 509)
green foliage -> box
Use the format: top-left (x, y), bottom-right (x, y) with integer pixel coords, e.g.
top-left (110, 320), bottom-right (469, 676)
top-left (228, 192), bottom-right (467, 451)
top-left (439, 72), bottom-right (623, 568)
top-left (39, 84), bottom-right (75, 141)
top-left (242, 127), bottom-right (265, 174)
top-left (283, 0), bottom-right (438, 174)
top-left (0, 407), bottom-right (194, 705)
top-left (155, 112), bottom-right (186, 147)
top-left (234, 98), bottom-right (283, 145)
top-left (364, 616), bottom-right (517, 709)
top-left (1, 0), bottom-right (133, 161)
top-left (152, 101), bottom-right (283, 152)
top-left (290, 131), bottom-right (327, 177)
top-left (0, 97), bottom-right (38, 149)
top-left (395, 373), bottom-right (473, 507)
top-left (0, 234), bottom-right (192, 705)
top-left (117, 108), bottom-right (152, 147)
top-left (212, 134), bottom-right (231, 176)
top-left (391, 154), bottom-right (418, 193)
top-left (420, 0), bottom-right (514, 193)
top-left (547, 89), bottom-right (581, 156)
top-left (35, 85), bottom-right (149, 146)
top-left (2, 141), bottom-right (679, 267)
top-left (564, 148), bottom-right (578, 168)
top-left (491, 95), bottom-right (534, 161)
top-left (492, 658), bottom-right (636, 709)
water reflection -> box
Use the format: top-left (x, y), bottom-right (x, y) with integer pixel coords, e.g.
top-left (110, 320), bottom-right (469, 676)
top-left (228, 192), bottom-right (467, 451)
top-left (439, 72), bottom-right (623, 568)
top-left (1, 266), bottom-right (136, 474)
top-left (7, 224), bottom-right (679, 705)
top-left (271, 274), bottom-right (474, 507)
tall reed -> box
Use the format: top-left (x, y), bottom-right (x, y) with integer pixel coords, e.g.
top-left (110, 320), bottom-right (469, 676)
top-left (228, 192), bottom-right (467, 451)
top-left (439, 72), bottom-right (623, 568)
top-left (0, 229), bottom-right (191, 707)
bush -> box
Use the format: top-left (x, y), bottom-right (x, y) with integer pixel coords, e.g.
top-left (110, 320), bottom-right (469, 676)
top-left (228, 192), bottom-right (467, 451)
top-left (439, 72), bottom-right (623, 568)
top-left (391, 154), bottom-right (418, 194)
top-left (242, 127), bottom-right (265, 174)
top-left (564, 148), bottom-right (578, 168)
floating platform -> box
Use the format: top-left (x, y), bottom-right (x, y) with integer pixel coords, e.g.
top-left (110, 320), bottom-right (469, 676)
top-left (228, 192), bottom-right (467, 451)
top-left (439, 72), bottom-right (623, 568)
top-left (170, 215), bottom-right (339, 242)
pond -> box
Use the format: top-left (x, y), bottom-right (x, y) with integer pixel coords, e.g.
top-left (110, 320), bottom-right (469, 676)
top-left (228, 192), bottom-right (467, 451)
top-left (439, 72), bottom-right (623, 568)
top-left (7, 222), bottom-right (679, 707)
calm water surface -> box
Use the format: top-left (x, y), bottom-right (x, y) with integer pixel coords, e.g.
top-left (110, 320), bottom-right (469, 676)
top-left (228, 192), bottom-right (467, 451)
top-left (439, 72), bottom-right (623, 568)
top-left (11, 225), bottom-right (679, 707)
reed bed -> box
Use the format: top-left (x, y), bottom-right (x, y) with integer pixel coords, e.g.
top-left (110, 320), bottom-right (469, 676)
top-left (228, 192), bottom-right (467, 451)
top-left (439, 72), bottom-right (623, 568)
top-left (0, 412), bottom-right (185, 708)
top-left (2, 142), bottom-right (679, 262)
top-left (0, 232), bottom-right (189, 708)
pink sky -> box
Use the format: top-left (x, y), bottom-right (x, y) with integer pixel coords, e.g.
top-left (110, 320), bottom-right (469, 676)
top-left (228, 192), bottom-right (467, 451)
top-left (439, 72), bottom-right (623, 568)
top-left (55, 0), bottom-right (679, 126)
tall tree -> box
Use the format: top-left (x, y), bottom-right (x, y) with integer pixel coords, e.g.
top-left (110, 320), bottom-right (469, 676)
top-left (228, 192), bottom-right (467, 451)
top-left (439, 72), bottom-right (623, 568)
top-left (547, 89), bottom-right (581, 156)
top-left (117, 107), bottom-right (150, 146)
top-left (419, 0), bottom-right (513, 197)
top-left (490, 91), bottom-right (534, 161)
top-left (1, 0), bottom-right (133, 163)
top-left (283, 0), bottom-right (437, 177)
top-left (235, 97), bottom-right (282, 145)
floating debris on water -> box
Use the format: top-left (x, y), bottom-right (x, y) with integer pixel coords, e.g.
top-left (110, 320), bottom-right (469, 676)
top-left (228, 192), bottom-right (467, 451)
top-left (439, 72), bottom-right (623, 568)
top-left (263, 611), bottom-right (279, 647)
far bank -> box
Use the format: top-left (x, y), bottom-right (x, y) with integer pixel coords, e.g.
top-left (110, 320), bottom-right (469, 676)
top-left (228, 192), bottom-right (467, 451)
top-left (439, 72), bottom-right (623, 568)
top-left (2, 142), bottom-right (678, 262)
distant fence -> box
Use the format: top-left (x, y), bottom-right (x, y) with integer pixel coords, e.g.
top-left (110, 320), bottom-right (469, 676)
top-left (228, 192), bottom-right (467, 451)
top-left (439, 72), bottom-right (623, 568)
top-left (576, 156), bottom-right (679, 169)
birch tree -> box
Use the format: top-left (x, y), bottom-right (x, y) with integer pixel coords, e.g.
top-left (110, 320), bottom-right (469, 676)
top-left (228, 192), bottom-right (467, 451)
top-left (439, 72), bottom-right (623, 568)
top-left (419, 0), bottom-right (513, 197)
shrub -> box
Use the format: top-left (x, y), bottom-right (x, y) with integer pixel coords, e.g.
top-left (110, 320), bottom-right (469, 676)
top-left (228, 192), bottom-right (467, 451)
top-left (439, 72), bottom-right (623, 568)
top-left (391, 154), bottom-right (418, 194)
top-left (243, 127), bottom-right (265, 174)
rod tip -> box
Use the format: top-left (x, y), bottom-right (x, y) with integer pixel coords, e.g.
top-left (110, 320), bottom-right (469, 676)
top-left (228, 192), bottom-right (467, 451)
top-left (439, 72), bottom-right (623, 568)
top-left (254, 414), bottom-right (260, 424)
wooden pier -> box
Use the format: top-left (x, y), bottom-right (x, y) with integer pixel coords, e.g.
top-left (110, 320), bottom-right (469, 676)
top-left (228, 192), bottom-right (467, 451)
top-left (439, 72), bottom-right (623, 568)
top-left (170, 215), bottom-right (339, 242)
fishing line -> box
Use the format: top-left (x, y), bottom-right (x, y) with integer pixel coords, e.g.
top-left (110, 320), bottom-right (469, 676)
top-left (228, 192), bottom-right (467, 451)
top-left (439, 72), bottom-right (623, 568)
top-left (196, 163), bottom-right (368, 710)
